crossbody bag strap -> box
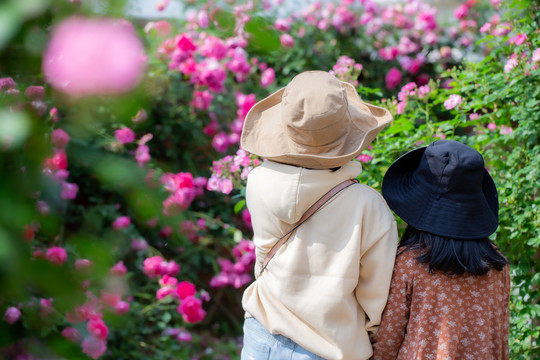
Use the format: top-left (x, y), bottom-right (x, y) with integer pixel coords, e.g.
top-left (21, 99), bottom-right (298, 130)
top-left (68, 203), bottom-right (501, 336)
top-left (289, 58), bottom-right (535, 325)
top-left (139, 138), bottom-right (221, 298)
top-left (258, 178), bottom-right (358, 277)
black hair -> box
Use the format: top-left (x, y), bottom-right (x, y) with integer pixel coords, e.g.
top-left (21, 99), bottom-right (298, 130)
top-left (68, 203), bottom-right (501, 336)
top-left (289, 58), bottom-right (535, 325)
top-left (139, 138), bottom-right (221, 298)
top-left (329, 167), bottom-right (341, 172)
top-left (398, 225), bottom-right (509, 276)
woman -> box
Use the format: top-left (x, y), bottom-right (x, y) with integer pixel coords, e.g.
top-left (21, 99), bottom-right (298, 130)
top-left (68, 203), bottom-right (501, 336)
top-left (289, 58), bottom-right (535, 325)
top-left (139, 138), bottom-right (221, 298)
top-left (239, 71), bottom-right (398, 360)
top-left (372, 140), bottom-right (510, 359)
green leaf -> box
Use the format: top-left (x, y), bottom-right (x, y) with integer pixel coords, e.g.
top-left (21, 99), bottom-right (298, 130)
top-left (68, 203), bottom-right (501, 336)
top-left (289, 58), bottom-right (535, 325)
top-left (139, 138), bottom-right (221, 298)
top-left (234, 199), bottom-right (246, 214)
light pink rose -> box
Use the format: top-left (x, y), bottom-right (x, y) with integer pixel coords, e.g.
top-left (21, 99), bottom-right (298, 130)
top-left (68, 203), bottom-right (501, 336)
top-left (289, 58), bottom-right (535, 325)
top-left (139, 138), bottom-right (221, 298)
top-left (114, 301), bottom-right (130, 315)
top-left (4, 307), bottom-right (21, 324)
top-left (504, 58), bottom-right (518, 73)
top-left (82, 335), bottom-right (107, 360)
top-left (46, 246), bottom-right (67, 266)
top-left (532, 48), bottom-right (540, 62)
top-left (513, 33), bottom-right (527, 45)
top-left (443, 94), bottom-right (463, 110)
top-left (43, 16), bottom-right (146, 96)
top-left (75, 259), bottom-right (93, 271)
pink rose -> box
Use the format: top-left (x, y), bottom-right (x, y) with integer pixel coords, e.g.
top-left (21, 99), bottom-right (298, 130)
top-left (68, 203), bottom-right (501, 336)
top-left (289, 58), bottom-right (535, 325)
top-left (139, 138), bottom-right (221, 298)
top-left (75, 259), bottom-right (93, 271)
top-left (51, 128), bottom-right (70, 148)
top-left (46, 246), bottom-right (67, 266)
top-left (443, 94), bottom-right (463, 110)
top-left (62, 327), bottom-right (82, 343)
top-left (143, 256), bottom-right (165, 278)
top-left (43, 16), bottom-right (146, 96)
top-left (532, 48), bottom-right (540, 62)
top-left (40, 298), bottom-right (54, 318)
top-left (260, 68), bottom-right (275, 88)
top-left (110, 261), bottom-right (127, 276)
top-left (25, 85), bottom-right (45, 100)
top-left (87, 317), bottom-right (108, 340)
top-left (112, 216), bottom-right (131, 230)
top-left (61, 182), bottom-right (79, 200)
top-left (280, 34), bottom-right (295, 48)
top-left (114, 301), bottom-right (130, 315)
top-left (4, 307), bottom-right (21, 324)
top-left (504, 58), bottom-right (518, 73)
top-left (82, 335), bottom-right (107, 360)
top-left (176, 281), bottom-right (196, 300)
top-left (178, 296), bottom-right (206, 323)
top-left (115, 127), bottom-right (135, 144)
top-left (385, 67), bottom-right (402, 90)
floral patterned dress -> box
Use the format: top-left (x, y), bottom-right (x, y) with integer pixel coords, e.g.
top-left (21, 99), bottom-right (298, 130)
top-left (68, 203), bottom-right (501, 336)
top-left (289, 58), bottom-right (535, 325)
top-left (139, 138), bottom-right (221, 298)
top-left (372, 249), bottom-right (510, 360)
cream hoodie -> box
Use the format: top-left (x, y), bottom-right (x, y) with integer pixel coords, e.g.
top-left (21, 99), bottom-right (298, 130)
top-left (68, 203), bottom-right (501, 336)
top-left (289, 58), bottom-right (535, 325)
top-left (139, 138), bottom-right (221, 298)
top-left (242, 160), bottom-right (398, 360)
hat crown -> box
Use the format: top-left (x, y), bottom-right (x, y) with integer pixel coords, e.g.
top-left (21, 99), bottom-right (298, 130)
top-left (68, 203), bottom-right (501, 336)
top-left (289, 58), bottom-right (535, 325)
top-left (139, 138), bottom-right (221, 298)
top-left (281, 71), bottom-right (349, 148)
top-left (420, 140), bottom-right (485, 196)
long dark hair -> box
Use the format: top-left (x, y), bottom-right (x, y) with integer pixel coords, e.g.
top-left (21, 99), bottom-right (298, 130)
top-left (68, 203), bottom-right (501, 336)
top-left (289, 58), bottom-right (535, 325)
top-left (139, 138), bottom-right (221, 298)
top-left (399, 226), bottom-right (509, 276)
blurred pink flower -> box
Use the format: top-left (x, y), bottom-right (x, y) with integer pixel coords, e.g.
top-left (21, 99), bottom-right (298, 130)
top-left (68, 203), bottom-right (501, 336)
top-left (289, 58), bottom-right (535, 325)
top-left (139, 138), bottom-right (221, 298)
top-left (397, 101), bottom-right (407, 114)
top-left (43, 16), bottom-right (146, 96)
top-left (110, 261), bottom-right (127, 276)
top-left (178, 296), bottom-right (206, 323)
top-left (491, 0), bottom-right (502, 8)
top-left (197, 10), bottom-right (210, 28)
top-left (261, 67), bottom-right (275, 88)
top-left (163, 189), bottom-right (195, 215)
top-left (61, 181), bottom-right (78, 200)
top-left (25, 86), bottom-right (45, 100)
top-left (115, 128), bottom-right (135, 144)
top-left (62, 327), bottom-right (82, 343)
top-left (87, 317), bottom-right (108, 340)
top-left (443, 94), bottom-right (462, 110)
top-left (513, 33), bottom-right (528, 45)
top-left (200, 36), bottom-right (227, 60)
top-left (191, 90), bottom-right (214, 110)
top-left (0, 77), bottom-right (16, 91)
top-left (176, 281), bottom-right (197, 300)
top-left (275, 18), bottom-right (291, 31)
top-left (131, 238), bottom-right (148, 252)
top-left (532, 48), bottom-right (540, 62)
top-left (112, 216), bottom-right (131, 230)
top-left (385, 67), bottom-right (402, 90)
top-left (177, 330), bottom-right (193, 342)
top-left (504, 58), bottom-right (518, 73)
top-left (135, 144), bottom-right (151, 167)
top-left (487, 122), bottom-right (497, 131)
top-left (144, 20), bottom-right (171, 37)
top-left (196, 59), bottom-right (227, 92)
top-left (114, 301), bottom-right (130, 315)
top-left (469, 113), bottom-right (480, 121)
top-left (132, 109), bottom-right (148, 123)
top-left (500, 125), bottom-right (513, 135)
top-left (480, 23), bottom-right (491, 33)
top-left (51, 128), bottom-right (70, 148)
top-left (280, 34), bottom-right (295, 48)
top-left (75, 259), bottom-right (93, 271)
top-left (212, 132), bottom-right (231, 153)
top-left (40, 298), bottom-right (54, 318)
top-left (356, 154), bottom-right (373, 163)
top-left (82, 335), bottom-right (107, 360)
top-left (4, 307), bottom-right (21, 324)
top-left (454, 4), bottom-right (468, 19)
top-left (155, 0), bottom-right (170, 11)
top-left (417, 85), bottom-right (431, 99)
top-left (242, 209), bottom-right (252, 230)
top-left (46, 246), bottom-right (67, 266)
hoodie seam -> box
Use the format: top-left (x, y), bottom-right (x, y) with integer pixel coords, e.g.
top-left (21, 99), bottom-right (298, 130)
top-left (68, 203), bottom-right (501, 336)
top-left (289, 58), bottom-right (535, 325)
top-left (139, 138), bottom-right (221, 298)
top-left (294, 167), bottom-right (304, 221)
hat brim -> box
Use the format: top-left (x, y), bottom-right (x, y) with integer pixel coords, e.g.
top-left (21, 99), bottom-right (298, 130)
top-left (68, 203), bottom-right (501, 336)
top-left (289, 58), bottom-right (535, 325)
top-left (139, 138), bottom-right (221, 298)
top-left (240, 81), bottom-right (393, 169)
top-left (382, 147), bottom-right (499, 239)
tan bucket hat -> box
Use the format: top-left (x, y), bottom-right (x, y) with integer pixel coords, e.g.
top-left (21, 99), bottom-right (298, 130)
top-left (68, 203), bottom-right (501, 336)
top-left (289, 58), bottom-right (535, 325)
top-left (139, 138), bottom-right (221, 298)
top-left (240, 71), bottom-right (393, 169)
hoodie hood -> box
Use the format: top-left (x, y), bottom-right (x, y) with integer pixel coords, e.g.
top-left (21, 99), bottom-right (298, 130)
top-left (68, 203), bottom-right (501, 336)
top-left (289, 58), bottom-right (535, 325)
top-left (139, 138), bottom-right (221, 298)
top-left (246, 160), bottom-right (362, 225)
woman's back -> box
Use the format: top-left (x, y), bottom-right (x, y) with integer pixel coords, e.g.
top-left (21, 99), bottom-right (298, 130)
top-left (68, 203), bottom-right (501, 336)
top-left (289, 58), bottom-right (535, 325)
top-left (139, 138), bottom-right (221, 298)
top-left (372, 249), bottom-right (510, 359)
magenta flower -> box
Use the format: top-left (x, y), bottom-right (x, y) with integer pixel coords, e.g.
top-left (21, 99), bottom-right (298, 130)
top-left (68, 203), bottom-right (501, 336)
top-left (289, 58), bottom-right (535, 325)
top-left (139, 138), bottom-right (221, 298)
top-left (82, 335), bottom-right (107, 360)
top-left (212, 132), bottom-right (231, 153)
top-left (453, 4), bottom-right (468, 19)
top-left (385, 67), bottom-right (402, 90)
top-left (177, 281), bottom-right (197, 300)
top-left (280, 33), bottom-right (295, 48)
top-left (4, 307), bottom-right (21, 324)
top-left (43, 16), bottom-right (146, 97)
top-left (131, 238), bottom-right (148, 252)
top-left (87, 317), bottom-right (108, 340)
top-left (190, 90), bottom-right (214, 110)
top-left (356, 154), bottom-right (373, 163)
top-left (200, 36), bottom-right (227, 60)
top-left (0, 77), bottom-right (16, 91)
top-left (260, 67), bottom-right (275, 88)
top-left (110, 261), bottom-right (127, 276)
top-left (51, 128), bottom-right (70, 148)
top-left (46, 246), bottom-right (67, 266)
top-left (61, 181), bottom-right (79, 200)
top-left (62, 327), bottom-right (82, 343)
top-left (114, 301), bottom-right (130, 315)
top-left (242, 209), bottom-right (252, 230)
top-left (115, 128), bottom-right (135, 144)
top-left (443, 94), bottom-right (463, 110)
top-left (397, 101), bottom-right (407, 114)
top-left (178, 296), bottom-right (206, 323)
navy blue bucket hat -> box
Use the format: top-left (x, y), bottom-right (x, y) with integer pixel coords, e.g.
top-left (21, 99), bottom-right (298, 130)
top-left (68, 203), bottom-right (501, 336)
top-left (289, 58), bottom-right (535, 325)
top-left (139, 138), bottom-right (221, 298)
top-left (382, 140), bottom-right (499, 240)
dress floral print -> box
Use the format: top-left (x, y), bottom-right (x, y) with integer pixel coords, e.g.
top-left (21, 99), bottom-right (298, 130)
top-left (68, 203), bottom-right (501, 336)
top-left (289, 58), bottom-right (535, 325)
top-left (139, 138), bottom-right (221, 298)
top-left (372, 249), bottom-right (510, 360)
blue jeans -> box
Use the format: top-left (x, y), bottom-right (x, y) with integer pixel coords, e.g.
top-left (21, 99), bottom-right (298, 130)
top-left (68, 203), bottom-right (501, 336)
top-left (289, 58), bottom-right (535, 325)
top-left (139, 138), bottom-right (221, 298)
top-left (241, 317), bottom-right (326, 360)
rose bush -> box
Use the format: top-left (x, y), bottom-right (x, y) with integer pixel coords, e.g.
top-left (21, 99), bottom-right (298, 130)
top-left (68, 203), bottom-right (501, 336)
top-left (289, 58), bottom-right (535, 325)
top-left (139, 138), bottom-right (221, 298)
top-left (0, 0), bottom-right (537, 358)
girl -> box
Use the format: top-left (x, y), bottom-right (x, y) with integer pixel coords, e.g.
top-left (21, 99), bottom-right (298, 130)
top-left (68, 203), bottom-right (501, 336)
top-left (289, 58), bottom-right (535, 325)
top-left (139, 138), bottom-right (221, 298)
top-left (239, 71), bottom-right (398, 359)
top-left (372, 140), bottom-right (510, 359)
